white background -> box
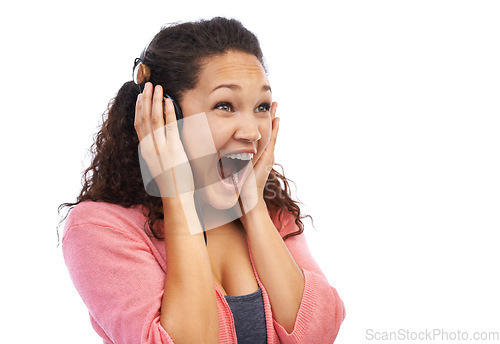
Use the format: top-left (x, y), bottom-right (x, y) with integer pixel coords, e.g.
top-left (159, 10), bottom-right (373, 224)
top-left (1, 0), bottom-right (499, 343)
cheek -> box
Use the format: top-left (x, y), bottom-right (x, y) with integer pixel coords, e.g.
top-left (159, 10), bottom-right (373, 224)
top-left (206, 117), bottom-right (231, 150)
top-left (257, 119), bottom-right (273, 154)
top-left (182, 113), bottom-right (225, 153)
top-left (180, 113), bottom-right (213, 159)
top-left (261, 119), bottom-right (273, 143)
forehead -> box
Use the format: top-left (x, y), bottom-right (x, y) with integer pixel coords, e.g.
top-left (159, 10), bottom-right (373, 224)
top-left (197, 51), bottom-right (268, 89)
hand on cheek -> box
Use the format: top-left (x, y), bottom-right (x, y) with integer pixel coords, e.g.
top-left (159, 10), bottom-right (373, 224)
top-left (239, 102), bottom-right (279, 215)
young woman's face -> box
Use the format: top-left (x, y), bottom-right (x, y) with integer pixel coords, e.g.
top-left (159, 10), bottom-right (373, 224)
top-left (179, 50), bottom-right (273, 210)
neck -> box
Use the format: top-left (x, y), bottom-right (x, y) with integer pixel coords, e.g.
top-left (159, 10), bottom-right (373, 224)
top-left (195, 193), bottom-right (242, 232)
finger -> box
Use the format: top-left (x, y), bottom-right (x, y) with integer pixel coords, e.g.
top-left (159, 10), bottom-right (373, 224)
top-left (164, 97), bottom-right (177, 125)
top-left (134, 93), bottom-right (144, 141)
top-left (262, 117), bottom-right (279, 163)
top-left (141, 82), bottom-right (153, 137)
top-left (164, 98), bottom-right (180, 139)
top-left (270, 102), bottom-right (280, 145)
top-left (271, 117), bottom-right (280, 146)
top-left (270, 101), bottom-right (278, 120)
top-left (254, 115), bottom-right (279, 172)
top-left (142, 82), bottom-right (154, 130)
top-left (151, 85), bottom-right (165, 131)
top-left (142, 83), bottom-right (163, 157)
top-left (151, 85), bottom-right (167, 150)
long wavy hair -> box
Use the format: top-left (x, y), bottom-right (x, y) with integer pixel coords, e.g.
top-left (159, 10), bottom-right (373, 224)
top-left (58, 17), bottom-right (312, 240)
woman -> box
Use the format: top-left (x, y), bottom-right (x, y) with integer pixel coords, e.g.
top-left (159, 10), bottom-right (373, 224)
top-left (60, 17), bottom-right (345, 344)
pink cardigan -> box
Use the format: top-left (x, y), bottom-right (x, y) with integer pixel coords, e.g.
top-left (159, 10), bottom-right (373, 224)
top-left (62, 201), bottom-right (345, 343)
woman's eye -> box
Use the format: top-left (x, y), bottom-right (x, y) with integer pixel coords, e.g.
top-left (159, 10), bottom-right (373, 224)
top-left (214, 102), bottom-right (233, 112)
top-left (256, 103), bottom-right (271, 113)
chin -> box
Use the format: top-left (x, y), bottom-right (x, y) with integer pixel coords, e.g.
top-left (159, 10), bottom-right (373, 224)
top-left (198, 184), bottom-right (240, 210)
top-left (192, 164), bottom-right (241, 211)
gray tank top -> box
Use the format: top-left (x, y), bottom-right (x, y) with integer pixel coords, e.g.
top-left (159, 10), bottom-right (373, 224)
top-left (224, 286), bottom-right (267, 343)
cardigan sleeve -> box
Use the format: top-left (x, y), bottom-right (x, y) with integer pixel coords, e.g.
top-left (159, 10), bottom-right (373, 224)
top-left (272, 211), bottom-right (346, 344)
top-left (62, 221), bottom-right (174, 344)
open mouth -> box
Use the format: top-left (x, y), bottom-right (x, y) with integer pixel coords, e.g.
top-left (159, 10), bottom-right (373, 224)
top-left (216, 154), bottom-right (252, 189)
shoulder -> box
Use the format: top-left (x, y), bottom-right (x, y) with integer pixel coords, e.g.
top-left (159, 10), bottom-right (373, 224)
top-left (62, 200), bottom-right (149, 241)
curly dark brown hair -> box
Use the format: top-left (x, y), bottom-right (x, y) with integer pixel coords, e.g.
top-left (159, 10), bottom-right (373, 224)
top-left (58, 17), bottom-right (312, 241)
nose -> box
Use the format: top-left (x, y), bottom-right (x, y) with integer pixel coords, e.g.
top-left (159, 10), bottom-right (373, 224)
top-left (233, 111), bottom-right (261, 142)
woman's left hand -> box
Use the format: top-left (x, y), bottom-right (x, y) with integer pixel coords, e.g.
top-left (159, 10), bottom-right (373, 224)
top-left (238, 102), bottom-right (280, 217)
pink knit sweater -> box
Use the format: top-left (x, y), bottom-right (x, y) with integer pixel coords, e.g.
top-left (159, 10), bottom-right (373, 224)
top-left (62, 201), bottom-right (345, 343)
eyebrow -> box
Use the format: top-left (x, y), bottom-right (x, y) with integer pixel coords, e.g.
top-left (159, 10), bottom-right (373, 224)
top-left (210, 84), bottom-right (272, 93)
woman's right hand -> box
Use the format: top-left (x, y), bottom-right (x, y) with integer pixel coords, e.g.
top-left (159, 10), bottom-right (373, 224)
top-left (134, 82), bottom-right (194, 198)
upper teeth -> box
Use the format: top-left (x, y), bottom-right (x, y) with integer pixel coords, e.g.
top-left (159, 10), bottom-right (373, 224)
top-left (225, 153), bottom-right (254, 160)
